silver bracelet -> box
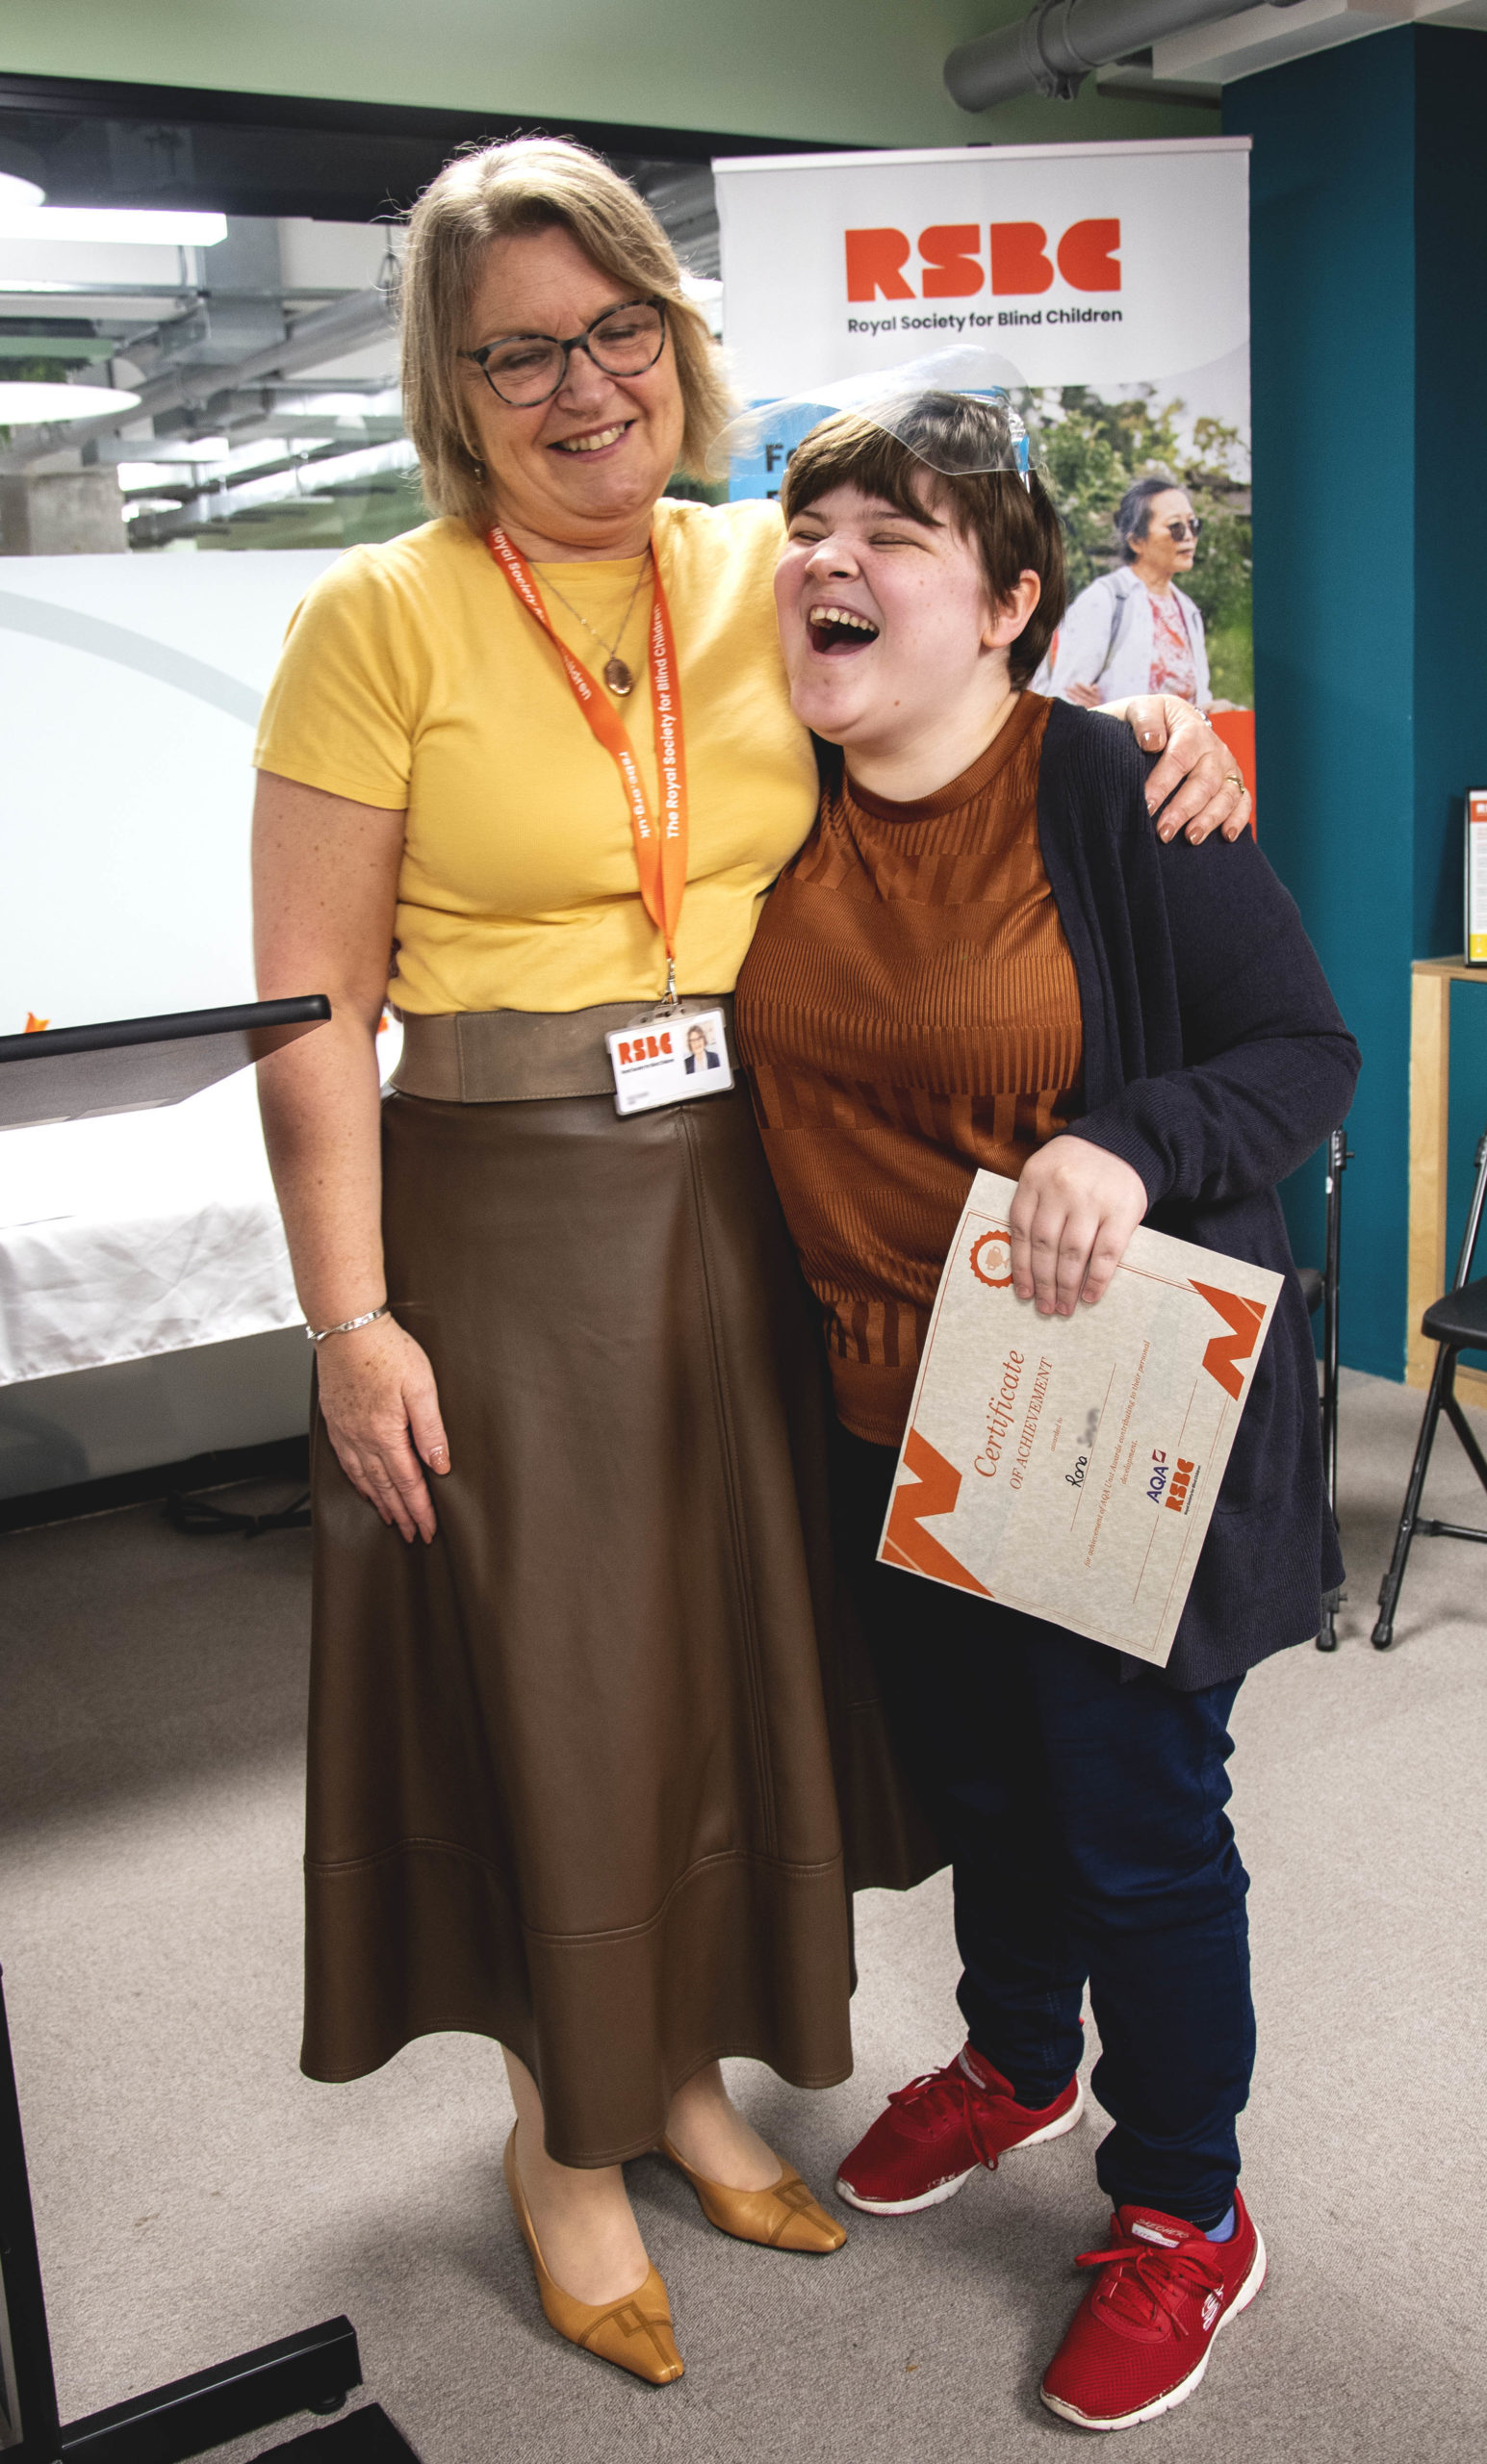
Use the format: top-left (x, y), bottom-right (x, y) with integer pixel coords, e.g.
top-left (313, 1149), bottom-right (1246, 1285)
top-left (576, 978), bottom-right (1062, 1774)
top-left (305, 1302), bottom-right (391, 1346)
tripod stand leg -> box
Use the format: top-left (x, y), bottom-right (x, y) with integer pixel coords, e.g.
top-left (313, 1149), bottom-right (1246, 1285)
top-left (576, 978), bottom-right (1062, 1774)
top-left (1373, 1348), bottom-right (1451, 1648)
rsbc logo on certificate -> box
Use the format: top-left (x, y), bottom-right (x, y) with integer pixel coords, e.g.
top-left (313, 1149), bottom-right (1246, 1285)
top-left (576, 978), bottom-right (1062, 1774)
top-left (878, 1169), bottom-right (1283, 1665)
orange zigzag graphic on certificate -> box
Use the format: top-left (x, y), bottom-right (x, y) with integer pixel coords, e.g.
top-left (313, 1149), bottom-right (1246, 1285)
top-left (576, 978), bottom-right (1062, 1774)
top-left (1191, 1279), bottom-right (1267, 1400)
top-left (882, 1428), bottom-right (992, 1597)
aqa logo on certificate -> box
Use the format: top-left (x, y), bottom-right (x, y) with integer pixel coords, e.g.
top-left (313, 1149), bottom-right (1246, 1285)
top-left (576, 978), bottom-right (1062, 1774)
top-left (879, 1169), bottom-right (1283, 1665)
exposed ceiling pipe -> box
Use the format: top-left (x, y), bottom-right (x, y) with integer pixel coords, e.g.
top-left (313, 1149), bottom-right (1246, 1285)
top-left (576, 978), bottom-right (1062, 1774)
top-left (946, 0), bottom-right (1251, 110)
top-left (0, 286), bottom-right (394, 474)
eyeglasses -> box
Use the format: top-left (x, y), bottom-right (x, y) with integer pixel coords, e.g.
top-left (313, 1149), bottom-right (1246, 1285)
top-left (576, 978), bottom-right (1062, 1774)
top-left (1161, 518), bottom-right (1203, 542)
top-left (459, 299), bottom-right (668, 407)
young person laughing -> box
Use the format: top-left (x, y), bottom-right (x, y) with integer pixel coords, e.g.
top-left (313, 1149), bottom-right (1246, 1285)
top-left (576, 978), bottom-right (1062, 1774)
top-left (733, 394), bottom-right (1359, 2432)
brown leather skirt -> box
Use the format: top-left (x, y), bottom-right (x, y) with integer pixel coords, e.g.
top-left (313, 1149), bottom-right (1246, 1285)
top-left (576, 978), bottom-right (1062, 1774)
top-left (302, 1074), bottom-right (933, 2163)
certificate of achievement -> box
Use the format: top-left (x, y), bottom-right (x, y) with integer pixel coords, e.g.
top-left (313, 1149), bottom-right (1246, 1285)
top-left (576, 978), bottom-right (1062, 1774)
top-left (878, 1170), bottom-right (1284, 1665)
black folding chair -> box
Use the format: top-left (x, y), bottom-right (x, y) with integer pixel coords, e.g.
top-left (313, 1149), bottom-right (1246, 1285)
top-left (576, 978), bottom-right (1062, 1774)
top-left (1302, 1126), bottom-right (1349, 1651)
top-left (1372, 1128), bottom-right (1487, 1650)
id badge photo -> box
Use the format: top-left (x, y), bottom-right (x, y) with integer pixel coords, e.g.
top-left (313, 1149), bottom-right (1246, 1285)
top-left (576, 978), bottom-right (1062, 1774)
top-left (605, 1005), bottom-right (734, 1117)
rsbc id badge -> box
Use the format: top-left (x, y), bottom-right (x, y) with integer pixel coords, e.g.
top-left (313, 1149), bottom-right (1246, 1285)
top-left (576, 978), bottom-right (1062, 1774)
top-left (605, 1005), bottom-right (734, 1116)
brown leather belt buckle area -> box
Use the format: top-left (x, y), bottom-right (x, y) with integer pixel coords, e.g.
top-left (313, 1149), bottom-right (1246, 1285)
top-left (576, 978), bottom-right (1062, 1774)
top-left (392, 999), bottom-right (734, 1105)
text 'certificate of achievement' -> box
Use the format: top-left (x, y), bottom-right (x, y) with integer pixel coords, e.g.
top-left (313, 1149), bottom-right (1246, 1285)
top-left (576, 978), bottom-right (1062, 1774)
top-left (878, 1171), bottom-right (1283, 1666)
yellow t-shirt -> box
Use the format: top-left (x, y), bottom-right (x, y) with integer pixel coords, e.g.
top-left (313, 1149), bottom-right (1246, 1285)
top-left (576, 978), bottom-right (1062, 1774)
top-left (252, 499), bottom-right (817, 1015)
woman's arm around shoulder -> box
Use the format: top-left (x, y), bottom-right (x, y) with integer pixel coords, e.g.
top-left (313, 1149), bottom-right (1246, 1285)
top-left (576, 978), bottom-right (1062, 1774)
top-left (1041, 685), bottom-right (1253, 849)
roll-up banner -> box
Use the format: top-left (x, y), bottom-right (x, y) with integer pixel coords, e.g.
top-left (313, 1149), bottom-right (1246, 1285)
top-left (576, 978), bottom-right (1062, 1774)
top-left (714, 141), bottom-right (1254, 794)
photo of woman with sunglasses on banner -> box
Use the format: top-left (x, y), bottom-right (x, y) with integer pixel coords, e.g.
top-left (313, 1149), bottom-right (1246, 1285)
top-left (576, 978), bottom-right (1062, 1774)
top-left (1041, 476), bottom-right (1237, 715)
top-left (250, 135), bottom-right (1250, 2390)
top-left (733, 388), bottom-right (1358, 2432)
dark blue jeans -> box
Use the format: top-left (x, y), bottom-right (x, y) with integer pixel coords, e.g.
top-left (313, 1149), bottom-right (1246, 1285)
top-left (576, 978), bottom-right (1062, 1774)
top-left (839, 1428), bottom-right (1254, 2228)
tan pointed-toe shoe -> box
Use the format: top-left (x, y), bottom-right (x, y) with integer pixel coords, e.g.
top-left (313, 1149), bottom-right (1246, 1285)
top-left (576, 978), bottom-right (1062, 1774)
top-left (658, 2137), bottom-right (847, 2253)
top-left (503, 2130), bottom-right (683, 2385)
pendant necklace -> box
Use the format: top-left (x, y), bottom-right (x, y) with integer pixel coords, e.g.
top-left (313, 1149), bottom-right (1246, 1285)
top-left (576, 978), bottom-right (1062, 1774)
top-left (537, 547), bottom-right (653, 697)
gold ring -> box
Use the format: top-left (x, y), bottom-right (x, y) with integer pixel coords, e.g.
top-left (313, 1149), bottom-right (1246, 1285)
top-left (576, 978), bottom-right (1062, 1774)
top-left (1224, 770), bottom-right (1243, 790)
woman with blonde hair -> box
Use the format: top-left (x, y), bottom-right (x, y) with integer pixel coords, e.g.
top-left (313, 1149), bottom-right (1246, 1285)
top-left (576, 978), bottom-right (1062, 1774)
top-left (251, 136), bottom-right (1244, 2385)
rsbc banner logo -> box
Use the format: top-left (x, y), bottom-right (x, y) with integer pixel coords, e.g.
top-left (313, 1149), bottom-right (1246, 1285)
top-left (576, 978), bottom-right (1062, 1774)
top-left (846, 219), bottom-right (1121, 303)
top-left (713, 141), bottom-right (1249, 397)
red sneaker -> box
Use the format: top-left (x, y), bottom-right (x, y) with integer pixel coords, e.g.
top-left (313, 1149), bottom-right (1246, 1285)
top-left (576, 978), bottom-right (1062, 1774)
top-left (1039, 2190), bottom-right (1267, 2431)
top-left (835, 2042), bottom-right (1083, 2216)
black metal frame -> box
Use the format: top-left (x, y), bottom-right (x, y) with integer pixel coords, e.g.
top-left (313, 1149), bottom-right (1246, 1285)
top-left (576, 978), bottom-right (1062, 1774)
top-left (162, 1487), bottom-right (310, 1538)
top-left (0, 1965), bottom-right (55, 2462)
top-left (0, 1967), bottom-right (386, 2464)
top-left (0, 1006), bottom-right (420, 2464)
top-left (1372, 1129), bottom-right (1487, 1650)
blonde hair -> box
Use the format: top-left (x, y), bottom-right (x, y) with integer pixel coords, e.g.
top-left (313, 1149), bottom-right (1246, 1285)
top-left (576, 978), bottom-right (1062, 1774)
top-left (400, 138), bottom-right (731, 530)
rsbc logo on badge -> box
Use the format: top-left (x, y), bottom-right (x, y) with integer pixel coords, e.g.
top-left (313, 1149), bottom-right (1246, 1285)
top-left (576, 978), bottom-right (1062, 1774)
top-left (615, 1030), bottom-right (674, 1066)
top-left (605, 1005), bottom-right (734, 1117)
top-left (846, 219), bottom-right (1121, 302)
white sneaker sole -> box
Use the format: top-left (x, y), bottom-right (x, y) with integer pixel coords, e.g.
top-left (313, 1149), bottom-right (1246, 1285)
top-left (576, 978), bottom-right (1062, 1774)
top-left (834, 2078), bottom-right (1085, 2217)
top-left (1038, 2224), bottom-right (1268, 2433)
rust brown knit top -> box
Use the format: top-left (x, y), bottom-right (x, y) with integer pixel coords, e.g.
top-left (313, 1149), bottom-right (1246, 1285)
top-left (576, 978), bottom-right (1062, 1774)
top-left (735, 692), bottom-right (1084, 1447)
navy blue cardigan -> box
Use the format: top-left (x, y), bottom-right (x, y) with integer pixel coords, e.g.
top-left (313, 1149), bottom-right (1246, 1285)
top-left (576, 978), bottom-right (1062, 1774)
top-left (1037, 702), bottom-right (1361, 1689)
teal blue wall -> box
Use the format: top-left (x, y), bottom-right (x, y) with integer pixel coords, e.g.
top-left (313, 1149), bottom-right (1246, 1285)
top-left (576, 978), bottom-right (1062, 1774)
top-left (1227, 28), bottom-right (1487, 1379)
top-left (1411, 40), bottom-right (1487, 973)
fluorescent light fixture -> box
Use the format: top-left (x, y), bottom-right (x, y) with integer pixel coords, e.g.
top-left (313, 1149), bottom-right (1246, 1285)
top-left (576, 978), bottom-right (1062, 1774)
top-left (0, 381), bottom-right (141, 424)
top-left (0, 208), bottom-right (228, 248)
top-left (0, 171), bottom-right (44, 218)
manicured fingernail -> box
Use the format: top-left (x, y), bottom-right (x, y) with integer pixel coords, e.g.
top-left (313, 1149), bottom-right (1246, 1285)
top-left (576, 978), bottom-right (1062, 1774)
top-left (1158, 823), bottom-right (1176, 841)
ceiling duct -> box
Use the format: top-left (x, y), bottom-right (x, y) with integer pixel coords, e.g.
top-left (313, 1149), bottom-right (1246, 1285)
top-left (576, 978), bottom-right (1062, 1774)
top-left (0, 285), bottom-right (394, 475)
top-left (946, 0), bottom-right (1256, 107)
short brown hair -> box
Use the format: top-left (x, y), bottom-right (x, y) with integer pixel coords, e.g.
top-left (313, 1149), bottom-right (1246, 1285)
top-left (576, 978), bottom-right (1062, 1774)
top-left (401, 138), bottom-right (731, 531)
top-left (779, 398), bottom-right (1065, 687)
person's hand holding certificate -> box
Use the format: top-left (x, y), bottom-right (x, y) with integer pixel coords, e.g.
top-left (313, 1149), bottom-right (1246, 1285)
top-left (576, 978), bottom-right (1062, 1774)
top-left (879, 1169), bottom-right (1284, 1666)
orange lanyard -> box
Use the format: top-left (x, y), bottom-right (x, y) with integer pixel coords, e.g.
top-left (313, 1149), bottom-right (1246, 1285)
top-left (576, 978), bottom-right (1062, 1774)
top-left (486, 526), bottom-right (688, 988)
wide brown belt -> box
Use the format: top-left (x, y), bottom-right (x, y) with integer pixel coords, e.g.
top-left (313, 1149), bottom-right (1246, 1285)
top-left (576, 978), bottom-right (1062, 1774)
top-left (391, 997), bottom-right (735, 1104)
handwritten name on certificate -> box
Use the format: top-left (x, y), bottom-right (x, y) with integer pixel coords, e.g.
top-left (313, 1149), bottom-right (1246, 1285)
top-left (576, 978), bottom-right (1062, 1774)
top-left (877, 1170), bottom-right (1284, 1666)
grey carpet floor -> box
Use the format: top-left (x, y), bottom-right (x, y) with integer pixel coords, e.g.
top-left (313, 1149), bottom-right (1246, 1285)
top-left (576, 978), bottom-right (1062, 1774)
top-left (1, 1365), bottom-right (1482, 2463)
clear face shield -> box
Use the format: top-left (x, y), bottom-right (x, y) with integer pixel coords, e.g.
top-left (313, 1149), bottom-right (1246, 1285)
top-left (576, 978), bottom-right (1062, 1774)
top-left (718, 346), bottom-right (1037, 492)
